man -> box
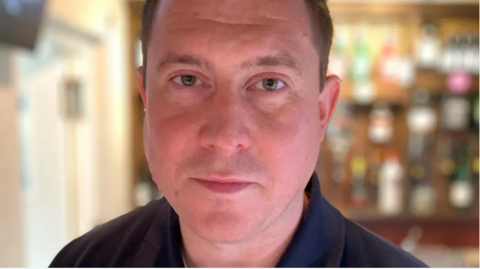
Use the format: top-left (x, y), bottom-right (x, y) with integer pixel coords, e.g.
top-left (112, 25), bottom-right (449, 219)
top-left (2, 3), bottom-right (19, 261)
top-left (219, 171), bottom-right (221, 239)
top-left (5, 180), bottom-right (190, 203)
top-left (50, 0), bottom-right (427, 267)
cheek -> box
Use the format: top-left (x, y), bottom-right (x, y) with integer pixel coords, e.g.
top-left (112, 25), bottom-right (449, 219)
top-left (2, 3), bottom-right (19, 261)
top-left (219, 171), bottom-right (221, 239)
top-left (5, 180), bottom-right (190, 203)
top-left (255, 103), bottom-right (321, 191)
top-left (144, 109), bottom-right (198, 184)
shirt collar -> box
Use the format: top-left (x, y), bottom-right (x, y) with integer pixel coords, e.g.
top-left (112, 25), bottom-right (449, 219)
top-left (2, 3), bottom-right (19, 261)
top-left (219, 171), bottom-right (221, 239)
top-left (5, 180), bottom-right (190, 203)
top-left (276, 172), bottom-right (345, 267)
top-left (136, 172), bottom-right (345, 267)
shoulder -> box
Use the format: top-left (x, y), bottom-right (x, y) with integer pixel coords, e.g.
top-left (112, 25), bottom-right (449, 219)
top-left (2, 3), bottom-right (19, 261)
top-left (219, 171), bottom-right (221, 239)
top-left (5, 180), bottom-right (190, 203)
top-left (340, 217), bottom-right (428, 267)
top-left (49, 198), bottom-right (170, 267)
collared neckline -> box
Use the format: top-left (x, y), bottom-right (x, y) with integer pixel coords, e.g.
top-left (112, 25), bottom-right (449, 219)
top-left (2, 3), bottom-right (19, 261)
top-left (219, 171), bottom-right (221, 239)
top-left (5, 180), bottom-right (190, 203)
top-left (136, 172), bottom-right (346, 267)
top-left (276, 172), bottom-right (345, 267)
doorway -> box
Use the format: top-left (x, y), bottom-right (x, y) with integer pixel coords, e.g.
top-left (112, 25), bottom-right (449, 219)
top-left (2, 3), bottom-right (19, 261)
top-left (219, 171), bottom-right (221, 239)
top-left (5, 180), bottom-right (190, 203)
top-left (18, 18), bottom-right (101, 268)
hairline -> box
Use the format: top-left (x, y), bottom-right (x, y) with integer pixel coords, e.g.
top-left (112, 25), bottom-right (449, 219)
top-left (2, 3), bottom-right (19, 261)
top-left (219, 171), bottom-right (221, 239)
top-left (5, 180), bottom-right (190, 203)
top-left (141, 0), bottom-right (332, 91)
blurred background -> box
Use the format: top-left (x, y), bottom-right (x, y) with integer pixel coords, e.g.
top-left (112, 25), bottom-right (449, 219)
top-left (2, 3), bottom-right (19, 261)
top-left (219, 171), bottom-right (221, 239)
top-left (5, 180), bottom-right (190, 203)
top-left (0, 0), bottom-right (478, 267)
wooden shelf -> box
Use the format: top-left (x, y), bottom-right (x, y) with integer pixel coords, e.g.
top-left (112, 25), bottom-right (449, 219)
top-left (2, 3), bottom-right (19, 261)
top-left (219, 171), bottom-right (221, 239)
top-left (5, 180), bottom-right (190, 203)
top-left (342, 208), bottom-right (479, 248)
top-left (343, 204), bottom-right (479, 247)
top-left (339, 72), bottom-right (479, 105)
top-left (353, 216), bottom-right (479, 248)
top-left (416, 70), bottom-right (480, 93)
top-left (346, 211), bottom-right (479, 224)
top-left (329, 2), bottom-right (479, 22)
top-left (339, 80), bottom-right (410, 105)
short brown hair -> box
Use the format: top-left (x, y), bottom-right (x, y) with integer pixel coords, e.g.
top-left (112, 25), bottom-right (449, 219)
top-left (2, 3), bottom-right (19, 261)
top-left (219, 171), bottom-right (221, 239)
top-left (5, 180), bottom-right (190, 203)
top-left (140, 0), bottom-right (333, 91)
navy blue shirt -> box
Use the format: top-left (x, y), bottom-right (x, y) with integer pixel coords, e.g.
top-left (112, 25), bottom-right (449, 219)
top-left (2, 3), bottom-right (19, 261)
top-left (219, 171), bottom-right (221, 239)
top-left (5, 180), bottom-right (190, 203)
top-left (50, 173), bottom-right (427, 267)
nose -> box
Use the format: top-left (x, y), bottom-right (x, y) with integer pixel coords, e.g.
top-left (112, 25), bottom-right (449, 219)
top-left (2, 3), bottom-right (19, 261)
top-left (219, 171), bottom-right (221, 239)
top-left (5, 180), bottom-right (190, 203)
top-left (198, 92), bottom-right (252, 154)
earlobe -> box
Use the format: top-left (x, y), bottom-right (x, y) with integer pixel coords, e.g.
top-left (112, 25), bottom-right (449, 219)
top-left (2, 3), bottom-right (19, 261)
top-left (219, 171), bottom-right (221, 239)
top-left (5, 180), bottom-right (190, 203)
top-left (137, 66), bottom-right (147, 108)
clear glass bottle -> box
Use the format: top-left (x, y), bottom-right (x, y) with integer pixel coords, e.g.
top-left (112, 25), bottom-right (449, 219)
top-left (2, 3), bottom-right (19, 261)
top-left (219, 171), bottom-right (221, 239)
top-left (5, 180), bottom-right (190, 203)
top-left (378, 150), bottom-right (404, 216)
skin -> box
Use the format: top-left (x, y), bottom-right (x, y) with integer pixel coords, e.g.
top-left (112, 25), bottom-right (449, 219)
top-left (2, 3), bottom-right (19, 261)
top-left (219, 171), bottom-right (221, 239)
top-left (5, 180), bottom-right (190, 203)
top-left (137, 0), bottom-right (341, 267)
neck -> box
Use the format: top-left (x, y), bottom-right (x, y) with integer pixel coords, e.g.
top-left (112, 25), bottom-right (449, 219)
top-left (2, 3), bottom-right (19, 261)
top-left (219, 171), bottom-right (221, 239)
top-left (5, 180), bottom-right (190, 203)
top-left (180, 193), bottom-right (307, 267)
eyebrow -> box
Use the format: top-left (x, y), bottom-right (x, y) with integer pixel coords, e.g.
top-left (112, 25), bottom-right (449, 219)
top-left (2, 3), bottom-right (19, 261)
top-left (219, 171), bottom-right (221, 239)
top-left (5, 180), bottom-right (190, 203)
top-left (156, 53), bottom-right (209, 73)
top-left (156, 52), bottom-right (302, 75)
top-left (240, 52), bottom-right (302, 76)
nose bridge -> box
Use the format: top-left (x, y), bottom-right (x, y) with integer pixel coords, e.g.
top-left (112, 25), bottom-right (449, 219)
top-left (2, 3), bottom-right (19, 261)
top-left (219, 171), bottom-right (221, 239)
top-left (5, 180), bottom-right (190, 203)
top-left (215, 88), bottom-right (242, 121)
top-left (200, 85), bottom-right (251, 152)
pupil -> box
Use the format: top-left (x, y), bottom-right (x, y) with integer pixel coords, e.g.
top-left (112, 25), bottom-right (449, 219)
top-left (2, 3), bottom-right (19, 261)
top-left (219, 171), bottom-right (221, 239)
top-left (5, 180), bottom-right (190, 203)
top-left (182, 75), bottom-right (196, 86)
top-left (264, 78), bottom-right (277, 90)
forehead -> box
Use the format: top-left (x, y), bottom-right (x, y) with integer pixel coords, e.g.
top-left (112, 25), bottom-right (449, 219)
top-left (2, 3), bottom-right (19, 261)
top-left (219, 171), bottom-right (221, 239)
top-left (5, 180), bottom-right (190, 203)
top-left (148, 0), bottom-right (318, 67)
top-left (155, 0), bottom-right (310, 25)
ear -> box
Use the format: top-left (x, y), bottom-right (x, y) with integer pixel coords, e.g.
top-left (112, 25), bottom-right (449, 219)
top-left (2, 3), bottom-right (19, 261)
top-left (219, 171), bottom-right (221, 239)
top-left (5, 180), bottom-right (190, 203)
top-left (137, 66), bottom-right (147, 108)
top-left (319, 75), bottom-right (341, 141)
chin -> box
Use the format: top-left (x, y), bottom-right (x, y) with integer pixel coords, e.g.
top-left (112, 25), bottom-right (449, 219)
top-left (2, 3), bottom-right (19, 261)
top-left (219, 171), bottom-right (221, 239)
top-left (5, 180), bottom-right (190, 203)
top-left (191, 208), bottom-right (262, 244)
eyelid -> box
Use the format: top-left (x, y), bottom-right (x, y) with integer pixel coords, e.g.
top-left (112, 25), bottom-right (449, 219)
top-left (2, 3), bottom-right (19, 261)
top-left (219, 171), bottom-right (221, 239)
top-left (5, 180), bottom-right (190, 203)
top-left (167, 70), bottom-right (211, 84)
top-left (253, 79), bottom-right (286, 91)
top-left (172, 75), bottom-right (203, 87)
top-left (247, 73), bottom-right (291, 89)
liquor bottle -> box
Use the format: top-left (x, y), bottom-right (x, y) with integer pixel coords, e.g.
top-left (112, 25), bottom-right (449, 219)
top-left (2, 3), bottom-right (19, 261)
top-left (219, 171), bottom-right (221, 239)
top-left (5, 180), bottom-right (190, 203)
top-left (409, 160), bottom-right (437, 217)
top-left (378, 25), bottom-right (415, 88)
top-left (135, 165), bottom-right (154, 207)
top-left (464, 35), bottom-right (479, 74)
top-left (449, 148), bottom-right (474, 211)
top-left (407, 91), bottom-right (437, 137)
top-left (439, 136), bottom-right (456, 186)
top-left (351, 24), bottom-right (373, 82)
top-left (442, 96), bottom-right (471, 131)
top-left (329, 24), bottom-right (350, 80)
top-left (378, 149), bottom-right (404, 216)
top-left (407, 91), bottom-right (438, 216)
top-left (350, 155), bottom-right (368, 209)
top-left (472, 96), bottom-right (479, 131)
top-left (351, 25), bottom-right (375, 104)
top-left (446, 70), bottom-right (473, 95)
top-left (457, 35), bottom-right (469, 71)
top-left (440, 36), bottom-right (464, 73)
top-left (400, 226), bottom-right (423, 254)
top-left (472, 142), bottom-right (479, 178)
top-left (440, 92), bottom-right (474, 212)
top-left (326, 102), bottom-right (354, 183)
top-left (415, 22), bottom-right (441, 70)
top-left (353, 81), bottom-right (376, 105)
top-left (469, 136), bottom-right (479, 205)
top-left (395, 57), bottom-right (416, 89)
top-left (378, 25), bottom-right (398, 83)
top-left (368, 103), bottom-right (394, 145)
top-left (367, 148), bottom-right (383, 204)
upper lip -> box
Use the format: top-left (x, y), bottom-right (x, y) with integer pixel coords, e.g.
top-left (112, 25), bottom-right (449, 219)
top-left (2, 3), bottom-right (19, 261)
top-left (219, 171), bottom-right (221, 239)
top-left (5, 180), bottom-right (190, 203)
top-left (191, 175), bottom-right (252, 184)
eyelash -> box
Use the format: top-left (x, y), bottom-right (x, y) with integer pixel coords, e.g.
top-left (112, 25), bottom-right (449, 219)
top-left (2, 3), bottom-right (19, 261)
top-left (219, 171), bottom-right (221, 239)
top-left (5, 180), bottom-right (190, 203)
top-left (172, 75), bottom-right (203, 87)
top-left (168, 71), bottom-right (210, 88)
top-left (248, 75), bottom-right (289, 95)
top-left (168, 72), bottom-right (289, 94)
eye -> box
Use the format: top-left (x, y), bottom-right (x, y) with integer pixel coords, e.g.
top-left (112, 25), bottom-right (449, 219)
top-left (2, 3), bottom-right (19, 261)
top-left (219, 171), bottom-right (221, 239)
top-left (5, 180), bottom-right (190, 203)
top-left (254, 78), bottom-right (286, 91)
top-left (172, 75), bottom-right (202, 87)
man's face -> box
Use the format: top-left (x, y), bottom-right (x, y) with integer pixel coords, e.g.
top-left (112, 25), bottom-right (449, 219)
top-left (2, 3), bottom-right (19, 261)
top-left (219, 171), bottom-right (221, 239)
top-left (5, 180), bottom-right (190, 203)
top-left (139, 0), bottom-right (339, 243)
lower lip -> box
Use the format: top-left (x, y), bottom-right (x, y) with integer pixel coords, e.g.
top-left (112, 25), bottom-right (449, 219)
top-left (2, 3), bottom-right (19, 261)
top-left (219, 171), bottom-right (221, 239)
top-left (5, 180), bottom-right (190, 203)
top-left (192, 179), bottom-right (252, 194)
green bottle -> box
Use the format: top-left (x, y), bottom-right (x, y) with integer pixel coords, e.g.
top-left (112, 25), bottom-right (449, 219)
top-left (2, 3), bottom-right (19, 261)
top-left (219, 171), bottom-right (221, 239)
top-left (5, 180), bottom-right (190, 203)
top-left (350, 26), bottom-right (372, 82)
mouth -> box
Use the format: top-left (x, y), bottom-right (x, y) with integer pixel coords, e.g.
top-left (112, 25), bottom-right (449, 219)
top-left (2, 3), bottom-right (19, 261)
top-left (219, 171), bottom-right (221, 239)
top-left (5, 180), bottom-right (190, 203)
top-left (190, 177), bottom-right (253, 194)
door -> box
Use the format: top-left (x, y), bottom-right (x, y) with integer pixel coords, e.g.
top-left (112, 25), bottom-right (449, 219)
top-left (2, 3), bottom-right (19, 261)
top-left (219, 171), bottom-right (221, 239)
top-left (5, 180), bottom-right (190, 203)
top-left (18, 22), bottom-right (100, 268)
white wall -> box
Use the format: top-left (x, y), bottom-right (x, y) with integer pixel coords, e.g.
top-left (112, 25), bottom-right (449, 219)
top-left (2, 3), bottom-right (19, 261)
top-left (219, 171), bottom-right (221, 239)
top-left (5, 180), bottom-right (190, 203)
top-left (19, 54), bottom-right (69, 268)
top-left (0, 47), bottom-right (24, 268)
top-left (43, 0), bottom-right (132, 228)
top-left (91, 0), bottom-right (133, 223)
top-left (47, 0), bottom-right (120, 37)
top-left (0, 0), bottom-right (132, 267)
